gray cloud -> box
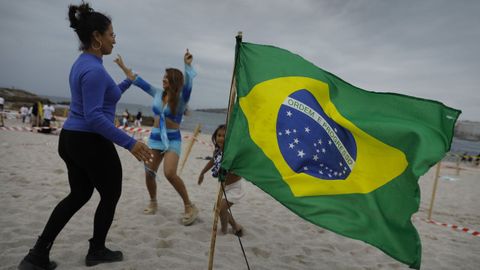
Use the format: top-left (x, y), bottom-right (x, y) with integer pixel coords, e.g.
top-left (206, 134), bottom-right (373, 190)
top-left (1, 0), bottom-right (479, 120)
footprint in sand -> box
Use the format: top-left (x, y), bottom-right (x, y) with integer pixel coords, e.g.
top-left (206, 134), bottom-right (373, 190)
top-left (302, 246), bottom-right (312, 255)
top-left (251, 247), bottom-right (271, 258)
top-left (53, 168), bottom-right (65, 174)
top-left (157, 239), bottom-right (175, 248)
top-left (158, 228), bottom-right (175, 238)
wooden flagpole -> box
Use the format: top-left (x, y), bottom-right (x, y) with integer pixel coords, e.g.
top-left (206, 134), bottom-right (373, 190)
top-left (427, 162), bottom-right (442, 220)
top-left (208, 182), bottom-right (225, 270)
top-left (208, 31), bottom-right (242, 270)
top-left (455, 155), bottom-right (461, 176)
top-left (179, 123), bottom-right (202, 174)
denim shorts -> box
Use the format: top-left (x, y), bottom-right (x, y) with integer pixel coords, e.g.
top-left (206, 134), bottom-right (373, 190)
top-left (148, 128), bottom-right (182, 156)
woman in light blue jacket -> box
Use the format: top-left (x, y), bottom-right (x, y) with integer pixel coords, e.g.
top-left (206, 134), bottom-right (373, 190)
top-left (115, 50), bottom-right (198, 225)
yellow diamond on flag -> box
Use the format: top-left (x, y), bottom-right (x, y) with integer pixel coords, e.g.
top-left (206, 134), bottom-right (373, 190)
top-left (239, 76), bottom-right (408, 196)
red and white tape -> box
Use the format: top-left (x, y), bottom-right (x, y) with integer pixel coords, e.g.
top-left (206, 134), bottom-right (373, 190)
top-left (117, 126), bottom-right (151, 133)
top-left (417, 218), bottom-right (479, 237)
top-left (1, 126), bottom-right (33, 132)
top-left (0, 126), bottom-right (60, 132)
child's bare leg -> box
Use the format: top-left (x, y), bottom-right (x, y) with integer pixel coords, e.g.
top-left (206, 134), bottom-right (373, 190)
top-left (225, 202), bottom-right (243, 236)
top-left (220, 199), bottom-right (243, 236)
top-left (226, 202), bottom-right (236, 227)
top-left (219, 199), bottom-right (229, 234)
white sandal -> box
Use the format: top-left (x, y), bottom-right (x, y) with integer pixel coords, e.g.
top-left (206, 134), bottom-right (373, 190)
top-left (182, 204), bottom-right (199, 226)
top-left (143, 201), bottom-right (158, 215)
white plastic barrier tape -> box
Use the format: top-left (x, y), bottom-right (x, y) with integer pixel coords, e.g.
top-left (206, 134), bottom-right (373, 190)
top-left (0, 126), bottom-right (60, 133)
top-left (417, 218), bottom-right (479, 237)
top-left (117, 126), bottom-right (151, 133)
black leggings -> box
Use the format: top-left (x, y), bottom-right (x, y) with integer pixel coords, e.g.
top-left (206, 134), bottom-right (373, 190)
top-left (39, 129), bottom-right (122, 248)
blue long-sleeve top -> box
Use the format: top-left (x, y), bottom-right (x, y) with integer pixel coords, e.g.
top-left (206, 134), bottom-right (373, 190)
top-left (63, 53), bottom-right (136, 150)
top-left (132, 64), bottom-right (197, 123)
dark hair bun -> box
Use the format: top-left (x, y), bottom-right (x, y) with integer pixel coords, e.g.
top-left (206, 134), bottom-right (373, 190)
top-left (68, 2), bottom-right (93, 30)
top-left (67, 2), bottom-right (111, 51)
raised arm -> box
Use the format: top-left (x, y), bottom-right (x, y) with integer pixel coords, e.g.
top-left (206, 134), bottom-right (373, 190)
top-left (114, 54), bottom-right (137, 81)
top-left (114, 54), bottom-right (160, 97)
top-left (113, 54), bottom-right (136, 93)
top-left (181, 49), bottom-right (197, 104)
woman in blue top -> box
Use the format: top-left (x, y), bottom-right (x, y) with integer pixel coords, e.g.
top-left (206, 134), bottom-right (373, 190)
top-left (115, 50), bottom-right (199, 225)
top-left (18, 3), bottom-right (153, 270)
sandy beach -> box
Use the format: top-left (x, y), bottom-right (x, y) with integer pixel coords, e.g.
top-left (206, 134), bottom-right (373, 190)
top-left (1, 119), bottom-right (479, 270)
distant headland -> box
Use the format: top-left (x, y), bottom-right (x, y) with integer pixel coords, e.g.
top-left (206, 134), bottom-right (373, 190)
top-left (195, 108), bottom-right (228, 114)
top-left (0, 87), bottom-right (53, 106)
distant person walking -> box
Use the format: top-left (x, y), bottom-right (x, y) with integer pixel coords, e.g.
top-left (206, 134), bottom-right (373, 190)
top-left (18, 2), bottom-right (153, 270)
top-left (42, 103), bottom-right (55, 127)
top-left (30, 102), bottom-right (39, 127)
top-left (0, 96), bottom-right (4, 127)
top-left (134, 111), bottom-right (142, 127)
top-left (121, 109), bottom-right (129, 127)
top-left (20, 105), bottom-right (29, 123)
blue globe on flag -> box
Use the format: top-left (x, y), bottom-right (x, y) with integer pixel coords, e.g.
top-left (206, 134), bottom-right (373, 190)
top-left (276, 89), bottom-right (357, 180)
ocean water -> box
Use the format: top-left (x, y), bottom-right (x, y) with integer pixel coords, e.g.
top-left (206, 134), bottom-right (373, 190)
top-left (450, 138), bottom-right (480, 156)
top-left (116, 103), bottom-right (227, 135)
top-left (181, 110), bottom-right (227, 135)
top-left (115, 103), bottom-right (153, 118)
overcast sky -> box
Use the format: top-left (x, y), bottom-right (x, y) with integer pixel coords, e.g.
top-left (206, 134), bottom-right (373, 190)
top-left (1, 0), bottom-right (479, 121)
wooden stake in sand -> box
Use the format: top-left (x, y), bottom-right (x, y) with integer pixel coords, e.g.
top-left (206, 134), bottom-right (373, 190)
top-left (208, 31), bottom-right (242, 270)
top-left (455, 155), bottom-right (461, 176)
top-left (427, 162), bottom-right (442, 220)
top-left (178, 123), bottom-right (202, 174)
top-left (0, 112), bottom-right (4, 127)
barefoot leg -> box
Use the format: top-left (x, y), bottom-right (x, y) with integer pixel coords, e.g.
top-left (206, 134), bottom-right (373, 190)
top-left (219, 199), bottom-right (229, 234)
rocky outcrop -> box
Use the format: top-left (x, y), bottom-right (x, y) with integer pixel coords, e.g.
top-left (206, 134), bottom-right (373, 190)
top-left (0, 87), bottom-right (52, 107)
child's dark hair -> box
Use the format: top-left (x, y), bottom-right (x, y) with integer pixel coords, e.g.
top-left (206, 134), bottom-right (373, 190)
top-left (211, 124), bottom-right (226, 149)
top-left (68, 1), bottom-right (111, 50)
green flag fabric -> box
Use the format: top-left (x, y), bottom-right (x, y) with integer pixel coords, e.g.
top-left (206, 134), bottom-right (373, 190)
top-left (221, 42), bottom-right (461, 269)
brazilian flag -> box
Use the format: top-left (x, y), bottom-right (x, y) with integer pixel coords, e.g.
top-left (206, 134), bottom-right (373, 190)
top-left (221, 41), bottom-right (461, 269)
